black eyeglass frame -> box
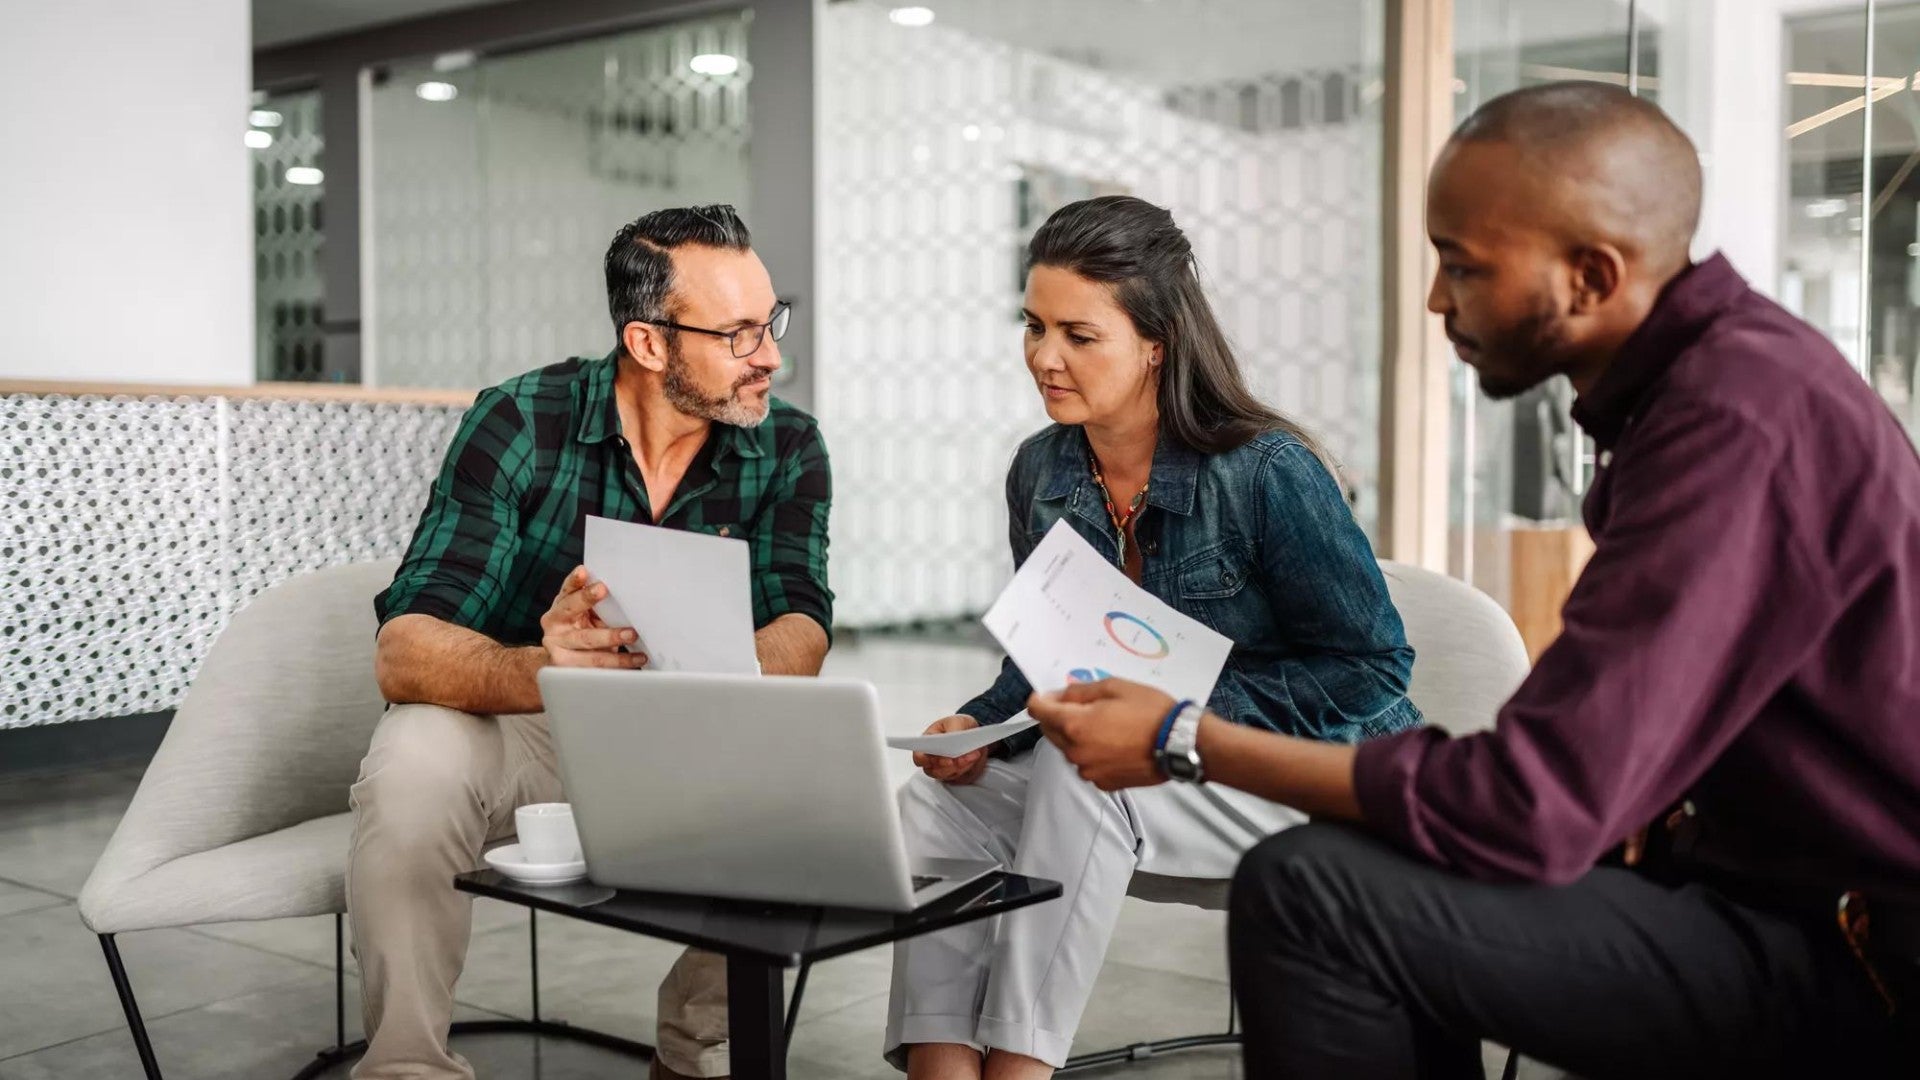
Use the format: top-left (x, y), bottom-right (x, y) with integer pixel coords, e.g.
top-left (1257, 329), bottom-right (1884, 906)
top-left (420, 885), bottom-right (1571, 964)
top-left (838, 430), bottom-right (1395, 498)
top-left (636, 301), bottom-right (792, 359)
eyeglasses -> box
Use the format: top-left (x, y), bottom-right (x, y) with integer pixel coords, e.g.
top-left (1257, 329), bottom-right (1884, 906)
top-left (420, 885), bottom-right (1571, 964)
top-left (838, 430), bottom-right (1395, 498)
top-left (639, 301), bottom-right (791, 359)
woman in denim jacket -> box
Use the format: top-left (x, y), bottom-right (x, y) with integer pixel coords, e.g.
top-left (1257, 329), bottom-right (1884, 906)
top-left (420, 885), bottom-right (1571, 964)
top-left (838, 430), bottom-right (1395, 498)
top-left (884, 196), bottom-right (1421, 1079)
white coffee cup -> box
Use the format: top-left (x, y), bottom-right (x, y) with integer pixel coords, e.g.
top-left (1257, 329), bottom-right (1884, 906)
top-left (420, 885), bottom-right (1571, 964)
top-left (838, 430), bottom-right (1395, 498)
top-left (515, 802), bottom-right (582, 865)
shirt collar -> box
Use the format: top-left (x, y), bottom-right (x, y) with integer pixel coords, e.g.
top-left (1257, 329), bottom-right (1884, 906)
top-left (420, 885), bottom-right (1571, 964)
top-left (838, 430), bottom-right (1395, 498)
top-left (1035, 425), bottom-right (1201, 516)
top-left (574, 351), bottom-right (622, 445)
top-left (1570, 252), bottom-right (1750, 450)
top-left (573, 349), bottom-right (764, 460)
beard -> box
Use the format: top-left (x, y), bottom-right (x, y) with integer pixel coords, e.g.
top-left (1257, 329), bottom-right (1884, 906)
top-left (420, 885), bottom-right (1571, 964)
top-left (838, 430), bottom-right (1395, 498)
top-left (1462, 300), bottom-right (1573, 402)
top-left (661, 341), bottom-right (774, 427)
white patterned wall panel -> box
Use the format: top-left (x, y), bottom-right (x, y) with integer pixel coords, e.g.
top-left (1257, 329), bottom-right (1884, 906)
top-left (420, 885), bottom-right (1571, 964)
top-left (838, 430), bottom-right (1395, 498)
top-left (226, 400), bottom-right (462, 606)
top-left (818, 7), bottom-right (1034, 629)
top-left (4, 395), bottom-right (226, 728)
top-left (2, 395), bottom-right (461, 728)
top-left (818, 3), bottom-right (1381, 627)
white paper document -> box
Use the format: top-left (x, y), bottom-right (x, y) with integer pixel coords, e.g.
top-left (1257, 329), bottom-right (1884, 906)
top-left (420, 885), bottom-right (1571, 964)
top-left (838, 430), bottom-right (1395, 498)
top-left (982, 520), bottom-right (1233, 704)
top-left (583, 515), bottom-right (759, 675)
top-left (886, 715), bottom-right (1039, 756)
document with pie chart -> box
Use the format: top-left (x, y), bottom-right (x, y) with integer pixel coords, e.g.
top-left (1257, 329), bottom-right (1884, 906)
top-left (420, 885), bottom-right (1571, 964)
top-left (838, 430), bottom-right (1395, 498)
top-left (982, 520), bottom-right (1233, 704)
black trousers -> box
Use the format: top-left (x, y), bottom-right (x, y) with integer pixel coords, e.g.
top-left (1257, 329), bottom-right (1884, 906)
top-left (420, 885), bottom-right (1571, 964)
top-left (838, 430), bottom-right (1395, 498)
top-left (1228, 823), bottom-right (1913, 1080)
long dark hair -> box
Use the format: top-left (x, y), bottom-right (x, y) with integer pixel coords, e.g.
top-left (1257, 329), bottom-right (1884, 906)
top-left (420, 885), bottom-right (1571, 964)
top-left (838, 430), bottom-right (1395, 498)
top-left (1026, 195), bottom-right (1326, 461)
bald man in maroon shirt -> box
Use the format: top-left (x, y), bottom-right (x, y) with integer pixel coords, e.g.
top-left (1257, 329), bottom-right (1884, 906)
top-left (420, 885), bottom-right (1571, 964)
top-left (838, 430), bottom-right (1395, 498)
top-left (1027, 83), bottom-right (1920, 1078)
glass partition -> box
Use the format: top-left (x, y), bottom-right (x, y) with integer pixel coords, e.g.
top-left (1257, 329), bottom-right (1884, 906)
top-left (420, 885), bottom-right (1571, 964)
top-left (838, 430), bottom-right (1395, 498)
top-left (1865, 3), bottom-right (1920, 439)
top-left (1782, 6), bottom-right (1875, 373)
top-left (816, 0), bottom-right (1388, 626)
top-left (1448, 0), bottom-right (1642, 613)
top-left (364, 12), bottom-right (753, 389)
top-left (251, 88), bottom-right (328, 382)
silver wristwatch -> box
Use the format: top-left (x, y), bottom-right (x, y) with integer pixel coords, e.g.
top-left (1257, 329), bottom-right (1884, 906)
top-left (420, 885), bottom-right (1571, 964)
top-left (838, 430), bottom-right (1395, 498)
top-left (1156, 701), bottom-right (1206, 783)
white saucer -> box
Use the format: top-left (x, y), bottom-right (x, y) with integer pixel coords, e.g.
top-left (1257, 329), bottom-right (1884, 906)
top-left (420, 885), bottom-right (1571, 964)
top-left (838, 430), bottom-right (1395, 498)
top-left (484, 843), bottom-right (589, 886)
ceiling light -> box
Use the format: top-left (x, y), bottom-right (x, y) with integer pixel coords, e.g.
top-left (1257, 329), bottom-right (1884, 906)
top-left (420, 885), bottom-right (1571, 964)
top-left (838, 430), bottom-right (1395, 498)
top-left (416, 81), bottom-right (459, 102)
top-left (689, 53), bottom-right (740, 76)
top-left (961, 124), bottom-right (982, 141)
top-left (889, 6), bottom-right (936, 27)
top-left (244, 129), bottom-right (274, 149)
top-left (285, 166), bottom-right (324, 186)
top-left (249, 109), bottom-right (283, 127)
top-left (432, 50), bottom-right (477, 73)
top-left (1805, 197), bottom-right (1849, 219)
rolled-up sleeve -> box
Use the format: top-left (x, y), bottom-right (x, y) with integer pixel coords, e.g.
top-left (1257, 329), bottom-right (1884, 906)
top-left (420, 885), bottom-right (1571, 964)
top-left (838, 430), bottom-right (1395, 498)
top-left (750, 417), bottom-right (834, 639)
top-left (375, 388), bottom-right (531, 636)
top-left (1354, 398), bottom-right (1823, 884)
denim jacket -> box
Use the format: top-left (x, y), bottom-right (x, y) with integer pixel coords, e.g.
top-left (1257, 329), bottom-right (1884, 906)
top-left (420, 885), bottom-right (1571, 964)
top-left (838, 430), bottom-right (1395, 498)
top-left (962, 424), bottom-right (1422, 757)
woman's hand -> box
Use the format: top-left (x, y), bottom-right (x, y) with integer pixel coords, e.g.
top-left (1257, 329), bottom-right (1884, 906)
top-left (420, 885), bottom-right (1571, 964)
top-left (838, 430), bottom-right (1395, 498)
top-left (913, 715), bottom-right (992, 785)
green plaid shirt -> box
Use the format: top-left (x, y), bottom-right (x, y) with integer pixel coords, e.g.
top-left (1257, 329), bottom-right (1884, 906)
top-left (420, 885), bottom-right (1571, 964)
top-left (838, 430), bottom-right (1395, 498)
top-left (376, 351), bottom-right (832, 645)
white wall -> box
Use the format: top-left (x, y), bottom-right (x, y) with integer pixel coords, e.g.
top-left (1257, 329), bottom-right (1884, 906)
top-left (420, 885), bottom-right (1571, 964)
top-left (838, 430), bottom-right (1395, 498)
top-left (1654, 0), bottom-right (1789, 296)
top-left (0, 0), bottom-right (252, 385)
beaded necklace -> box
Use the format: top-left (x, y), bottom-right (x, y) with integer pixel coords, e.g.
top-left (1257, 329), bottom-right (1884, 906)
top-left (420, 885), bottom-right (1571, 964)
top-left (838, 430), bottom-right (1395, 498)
top-left (1089, 450), bottom-right (1148, 566)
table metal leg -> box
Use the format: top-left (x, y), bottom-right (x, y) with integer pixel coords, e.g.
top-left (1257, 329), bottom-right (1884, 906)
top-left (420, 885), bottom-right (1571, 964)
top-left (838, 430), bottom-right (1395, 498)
top-left (726, 955), bottom-right (787, 1080)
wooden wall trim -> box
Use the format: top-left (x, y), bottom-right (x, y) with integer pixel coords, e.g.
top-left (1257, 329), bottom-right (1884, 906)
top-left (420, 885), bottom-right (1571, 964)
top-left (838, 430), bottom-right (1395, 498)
top-left (1379, 0), bottom-right (1455, 570)
top-left (0, 379), bottom-right (475, 407)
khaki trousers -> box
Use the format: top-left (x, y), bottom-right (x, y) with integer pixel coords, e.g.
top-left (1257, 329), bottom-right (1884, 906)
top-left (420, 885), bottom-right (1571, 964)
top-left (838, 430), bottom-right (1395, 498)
top-left (346, 703), bottom-right (731, 1079)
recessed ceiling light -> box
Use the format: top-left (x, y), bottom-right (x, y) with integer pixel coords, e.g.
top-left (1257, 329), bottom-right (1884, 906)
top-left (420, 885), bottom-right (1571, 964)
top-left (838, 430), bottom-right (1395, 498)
top-left (689, 53), bottom-right (740, 76)
top-left (416, 81), bottom-right (459, 102)
top-left (285, 166), bottom-right (324, 186)
top-left (249, 109), bottom-right (283, 127)
top-left (889, 6), bottom-right (936, 27)
top-left (244, 129), bottom-right (274, 149)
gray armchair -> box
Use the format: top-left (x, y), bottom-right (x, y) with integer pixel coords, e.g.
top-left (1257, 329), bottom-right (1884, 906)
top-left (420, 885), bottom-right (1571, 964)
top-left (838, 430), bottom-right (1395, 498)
top-left (77, 560), bottom-right (653, 1079)
top-left (1061, 558), bottom-right (1533, 1072)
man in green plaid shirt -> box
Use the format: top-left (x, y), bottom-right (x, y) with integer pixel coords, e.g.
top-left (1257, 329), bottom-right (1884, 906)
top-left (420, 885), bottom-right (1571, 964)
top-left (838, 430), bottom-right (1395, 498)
top-left (349, 205), bottom-right (831, 1080)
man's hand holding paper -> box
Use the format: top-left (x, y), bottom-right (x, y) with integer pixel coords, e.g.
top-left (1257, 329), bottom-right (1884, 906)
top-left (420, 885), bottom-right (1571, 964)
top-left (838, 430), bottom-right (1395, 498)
top-left (582, 515), bottom-right (760, 675)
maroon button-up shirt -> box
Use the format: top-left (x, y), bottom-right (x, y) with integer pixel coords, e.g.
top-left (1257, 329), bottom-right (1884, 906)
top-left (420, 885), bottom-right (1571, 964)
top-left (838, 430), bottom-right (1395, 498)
top-left (1355, 254), bottom-right (1920, 891)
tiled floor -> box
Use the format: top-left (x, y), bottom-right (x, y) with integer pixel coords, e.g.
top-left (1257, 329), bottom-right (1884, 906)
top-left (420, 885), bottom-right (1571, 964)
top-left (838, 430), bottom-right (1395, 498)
top-left (0, 639), bottom-right (1548, 1079)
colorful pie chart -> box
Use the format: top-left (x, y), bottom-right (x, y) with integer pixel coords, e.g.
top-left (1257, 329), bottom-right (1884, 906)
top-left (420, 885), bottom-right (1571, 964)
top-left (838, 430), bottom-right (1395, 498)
top-left (1104, 611), bottom-right (1170, 659)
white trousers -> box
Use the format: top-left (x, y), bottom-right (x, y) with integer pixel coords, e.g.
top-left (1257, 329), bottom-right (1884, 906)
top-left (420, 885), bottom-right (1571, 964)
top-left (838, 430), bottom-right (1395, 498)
top-left (884, 739), bottom-right (1304, 1068)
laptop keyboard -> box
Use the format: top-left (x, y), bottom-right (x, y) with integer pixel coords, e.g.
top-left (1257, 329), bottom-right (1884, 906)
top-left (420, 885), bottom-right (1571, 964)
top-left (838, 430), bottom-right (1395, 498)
top-left (911, 874), bottom-right (945, 891)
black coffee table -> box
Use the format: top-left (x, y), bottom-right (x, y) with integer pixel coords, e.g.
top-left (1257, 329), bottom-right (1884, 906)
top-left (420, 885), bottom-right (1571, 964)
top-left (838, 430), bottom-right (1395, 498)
top-left (454, 870), bottom-right (1062, 1079)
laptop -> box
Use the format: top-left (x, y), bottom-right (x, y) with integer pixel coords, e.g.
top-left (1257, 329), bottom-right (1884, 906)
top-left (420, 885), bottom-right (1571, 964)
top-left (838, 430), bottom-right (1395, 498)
top-left (537, 668), bottom-right (1000, 913)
